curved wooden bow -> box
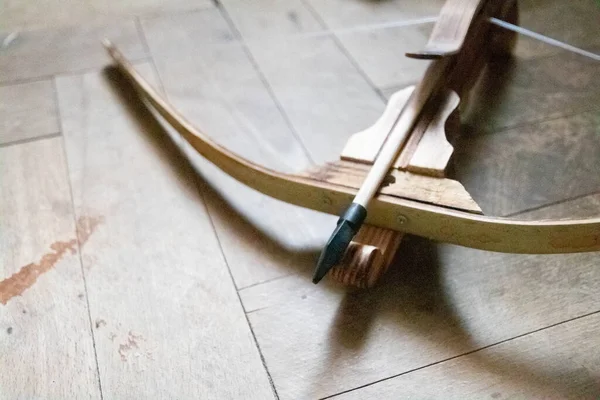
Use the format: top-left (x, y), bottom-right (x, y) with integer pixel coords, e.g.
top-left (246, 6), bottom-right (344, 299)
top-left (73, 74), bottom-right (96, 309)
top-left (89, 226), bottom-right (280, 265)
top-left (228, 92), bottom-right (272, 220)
top-left (103, 0), bottom-right (599, 286)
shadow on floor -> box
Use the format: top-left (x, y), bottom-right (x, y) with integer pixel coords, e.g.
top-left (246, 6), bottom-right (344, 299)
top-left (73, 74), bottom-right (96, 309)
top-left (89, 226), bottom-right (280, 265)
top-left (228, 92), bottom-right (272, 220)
top-left (103, 58), bottom-right (598, 399)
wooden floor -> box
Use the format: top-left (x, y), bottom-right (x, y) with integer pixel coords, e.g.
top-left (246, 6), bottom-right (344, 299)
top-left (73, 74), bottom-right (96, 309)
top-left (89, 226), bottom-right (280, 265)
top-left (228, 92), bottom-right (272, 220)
top-left (1, 0), bottom-right (600, 398)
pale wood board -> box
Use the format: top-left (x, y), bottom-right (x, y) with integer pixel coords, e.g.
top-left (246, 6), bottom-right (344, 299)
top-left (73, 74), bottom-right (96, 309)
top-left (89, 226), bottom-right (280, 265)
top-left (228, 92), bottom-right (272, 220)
top-left (0, 138), bottom-right (101, 399)
top-left (307, 0), bottom-right (600, 91)
top-left (240, 192), bottom-right (600, 400)
top-left (216, 0), bottom-right (323, 39)
top-left (0, 21), bottom-right (147, 84)
top-left (141, 9), bottom-right (336, 289)
top-left (453, 110), bottom-right (600, 216)
top-left (304, 0), bottom-right (439, 89)
top-left (105, 43), bottom-right (600, 255)
top-left (332, 310), bottom-right (600, 399)
top-left (409, 0), bottom-right (484, 57)
top-left (0, 80), bottom-right (59, 145)
top-left (0, 0), bottom-right (213, 31)
top-left (56, 64), bottom-right (276, 399)
top-left (219, 0), bottom-right (386, 164)
top-left (304, 0), bottom-right (445, 28)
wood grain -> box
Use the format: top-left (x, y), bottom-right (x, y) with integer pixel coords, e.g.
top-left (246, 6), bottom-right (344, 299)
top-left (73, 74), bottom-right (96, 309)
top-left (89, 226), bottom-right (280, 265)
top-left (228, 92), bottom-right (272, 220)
top-left (240, 192), bottom-right (600, 400)
top-left (515, 0), bottom-right (600, 59)
top-left (304, 0), bottom-right (445, 29)
top-left (462, 42), bottom-right (600, 133)
top-left (0, 21), bottom-right (147, 84)
top-left (218, 0), bottom-right (323, 39)
top-left (325, 22), bottom-right (434, 91)
top-left (454, 110), bottom-right (600, 216)
top-left (0, 80), bottom-right (59, 145)
top-left (141, 9), bottom-right (336, 289)
top-left (0, 138), bottom-right (100, 399)
top-left (301, 162), bottom-right (481, 213)
top-left (303, 0), bottom-right (439, 89)
top-left (105, 43), bottom-right (600, 256)
top-left (219, 0), bottom-right (385, 164)
top-left (0, 0), bottom-right (213, 31)
top-left (56, 64), bottom-right (276, 399)
top-left (332, 312), bottom-right (600, 399)
top-left (406, 0), bottom-right (485, 58)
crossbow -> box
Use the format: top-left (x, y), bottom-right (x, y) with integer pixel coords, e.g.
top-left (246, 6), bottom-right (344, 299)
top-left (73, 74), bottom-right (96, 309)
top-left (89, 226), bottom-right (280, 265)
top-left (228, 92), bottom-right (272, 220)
top-left (104, 0), bottom-right (600, 288)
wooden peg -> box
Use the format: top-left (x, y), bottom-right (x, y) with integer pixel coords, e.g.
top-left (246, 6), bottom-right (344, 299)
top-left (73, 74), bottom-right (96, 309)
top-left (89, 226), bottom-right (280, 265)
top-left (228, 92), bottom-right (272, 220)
top-left (329, 225), bottom-right (404, 288)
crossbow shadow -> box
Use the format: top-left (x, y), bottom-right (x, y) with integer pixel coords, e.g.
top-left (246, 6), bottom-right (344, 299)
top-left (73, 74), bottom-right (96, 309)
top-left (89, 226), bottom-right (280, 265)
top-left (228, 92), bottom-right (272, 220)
top-left (103, 48), bottom-right (595, 396)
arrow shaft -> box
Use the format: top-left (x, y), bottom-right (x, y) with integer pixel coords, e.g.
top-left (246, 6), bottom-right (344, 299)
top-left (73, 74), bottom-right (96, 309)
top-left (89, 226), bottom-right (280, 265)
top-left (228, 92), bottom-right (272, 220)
top-left (353, 57), bottom-right (451, 206)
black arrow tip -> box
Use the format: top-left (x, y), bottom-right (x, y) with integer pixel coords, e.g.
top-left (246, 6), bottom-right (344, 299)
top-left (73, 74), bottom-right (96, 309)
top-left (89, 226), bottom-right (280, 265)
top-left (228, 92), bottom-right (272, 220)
top-left (312, 203), bottom-right (367, 284)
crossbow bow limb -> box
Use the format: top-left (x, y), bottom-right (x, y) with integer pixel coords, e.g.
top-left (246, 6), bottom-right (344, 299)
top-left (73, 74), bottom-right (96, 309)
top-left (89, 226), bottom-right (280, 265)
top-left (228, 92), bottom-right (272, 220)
top-left (104, 0), bottom-right (600, 288)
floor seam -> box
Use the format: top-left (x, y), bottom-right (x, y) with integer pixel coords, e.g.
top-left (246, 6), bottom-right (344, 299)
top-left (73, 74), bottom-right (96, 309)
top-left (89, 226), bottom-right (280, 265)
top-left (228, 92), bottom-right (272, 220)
top-left (301, 0), bottom-right (388, 104)
top-left (215, 3), bottom-right (317, 166)
top-left (503, 189), bottom-right (600, 218)
top-left (0, 57), bottom-right (151, 88)
top-left (195, 176), bottom-right (281, 400)
top-left (52, 77), bottom-right (105, 400)
top-left (239, 273), bottom-right (294, 292)
top-left (0, 132), bottom-right (61, 148)
top-left (320, 308), bottom-right (600, 399)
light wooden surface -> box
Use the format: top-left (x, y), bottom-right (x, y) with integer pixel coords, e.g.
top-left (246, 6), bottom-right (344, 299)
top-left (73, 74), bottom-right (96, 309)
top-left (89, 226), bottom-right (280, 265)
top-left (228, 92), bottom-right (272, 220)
top-left (0, 138), bottom-right (100, 399)
top-left (0, 22), bottom-right (147, 84)
top-left (406, 0), bottom-right (485, 58)
top-left (0, 0), bottom-right (213, 31)
top-left (0, 80), bottom-right (59, 145)
top-left (2, 0), bottom-right (600, 399)
top-left (219, 0), bottom-right (385, 164)
top-left (104, 42), bottom-right (600, 255)
top-left (240, 193), bottom-right (600, 399)
top-left (55, 64), bottom-right (275, 399)
top-left (140, 9), bottom-right (335, 289)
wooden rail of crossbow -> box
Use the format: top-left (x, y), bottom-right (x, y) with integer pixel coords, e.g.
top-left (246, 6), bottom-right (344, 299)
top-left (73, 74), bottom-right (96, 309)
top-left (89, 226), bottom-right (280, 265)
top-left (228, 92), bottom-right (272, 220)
top-left (103, 0), bottom-right (600, 288)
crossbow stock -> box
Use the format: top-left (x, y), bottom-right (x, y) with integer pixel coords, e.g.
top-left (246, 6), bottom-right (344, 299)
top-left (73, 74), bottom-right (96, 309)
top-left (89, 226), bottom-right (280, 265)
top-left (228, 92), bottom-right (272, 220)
top-left (104, 0), bottom-right (600, 288)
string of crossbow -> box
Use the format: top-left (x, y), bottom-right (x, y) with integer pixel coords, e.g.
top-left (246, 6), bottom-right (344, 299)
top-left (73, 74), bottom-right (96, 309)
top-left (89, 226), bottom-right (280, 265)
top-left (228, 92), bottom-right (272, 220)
top-left (103, 0), bottom-right (600, 288)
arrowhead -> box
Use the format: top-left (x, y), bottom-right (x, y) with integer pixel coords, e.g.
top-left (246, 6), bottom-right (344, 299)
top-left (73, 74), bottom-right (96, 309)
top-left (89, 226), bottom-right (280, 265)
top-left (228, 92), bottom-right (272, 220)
top-left (312, 203), bottom-right (367, 284)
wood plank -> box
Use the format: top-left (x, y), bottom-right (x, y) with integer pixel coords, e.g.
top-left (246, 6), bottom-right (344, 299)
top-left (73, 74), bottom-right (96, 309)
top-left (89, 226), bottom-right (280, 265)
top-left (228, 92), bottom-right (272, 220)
top-left (56, 64), bottom-right (276, 399)
top-left (0, 0), bottom-right (213, 31)
top-left (453, 111), bottom-right (600, 216)
top-left (0, 80), bottom-right (59, 145)
top-left (461, 42), bottom-right (600, 133)
top-left (220, 0), bottom-right (386, 163)
top-left (0, 21), bottom-right (147, 84)
top-left (304, 0), bottom-right (440, 89)
top-left (332, 312), bottom-right (600, 399)
top-left (239, 192), bottom-right (600, 400)
top-left (216, 0), bottom-right (323, 38)
top-left (141, 9), bottom-right (336, 289)
top-left (307, 0), bottom-right (600, 92)
top-left (515, 0), bottom-right (600, 59)
top-left (0, 138), bottom-right (101, 399)
top-left (304, 0), bottom-right (444, 29)
top-left (406, 0), bottom-right (484, 58)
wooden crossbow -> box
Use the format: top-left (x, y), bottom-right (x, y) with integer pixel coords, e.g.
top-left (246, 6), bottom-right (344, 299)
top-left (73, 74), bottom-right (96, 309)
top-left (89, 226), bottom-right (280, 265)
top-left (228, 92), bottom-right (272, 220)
top-left (104, 0), bottom-right (600, 288)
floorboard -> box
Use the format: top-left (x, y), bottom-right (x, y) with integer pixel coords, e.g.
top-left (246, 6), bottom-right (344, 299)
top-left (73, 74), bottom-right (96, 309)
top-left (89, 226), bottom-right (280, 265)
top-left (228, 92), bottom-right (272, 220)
top-left (332, 311), bottom-right (600, 399)
top-left (240, 193), bottom-right (600, 400)
top-left (0, 138), bottom-right (101, 399)
top-left (1, 0), bottom-right (599, 398)
top-left (0, 0), bottom-right (214, 31)
top-left (0, 80), bottom-right (59, 145)
top-left (55, 64), bottom-right (276, 399)
top-left (0, 21), bottom-right (147, 84)
top-left (140, 9), bottom-right (337, 289)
